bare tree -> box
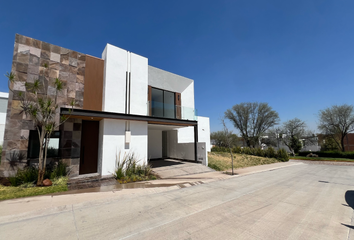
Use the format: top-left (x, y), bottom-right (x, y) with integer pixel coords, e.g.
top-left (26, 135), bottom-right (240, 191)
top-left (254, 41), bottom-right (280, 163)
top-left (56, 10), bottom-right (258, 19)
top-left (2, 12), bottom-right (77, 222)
top-left (318, 104), bottom-right (354, 152)
top-left (225, 102), bottom-right (280, 148)
top-left (280, 118), bottom-right (316, 156)
top-left (221, 119), bottom-right (235, 175)
top-left (6, 64), bottom-right (74, 186)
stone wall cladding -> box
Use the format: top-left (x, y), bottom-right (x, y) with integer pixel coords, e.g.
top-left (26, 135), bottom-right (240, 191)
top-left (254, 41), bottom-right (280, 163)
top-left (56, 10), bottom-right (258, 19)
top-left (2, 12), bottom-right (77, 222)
top-left (60, 119), bottom-right (82, 177)
top-left (0, 34), bottom-right (86, 177)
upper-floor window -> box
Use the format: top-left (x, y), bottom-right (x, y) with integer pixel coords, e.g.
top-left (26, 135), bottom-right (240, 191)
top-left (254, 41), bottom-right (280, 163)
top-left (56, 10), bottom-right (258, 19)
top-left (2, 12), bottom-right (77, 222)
top-left (151, 88), bottom-right (175, 118)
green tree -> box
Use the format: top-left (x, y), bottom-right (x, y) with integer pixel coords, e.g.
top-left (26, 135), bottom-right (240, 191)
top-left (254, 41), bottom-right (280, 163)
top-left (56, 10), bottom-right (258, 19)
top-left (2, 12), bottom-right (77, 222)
top-left (290, 136), bottom-right (302, 154)
top-left (318, 104), bottom-right (354, 152)
top-left (6, 65), bottom-right (74, 186)
top-left (224, 102), bottom-right (280, 148)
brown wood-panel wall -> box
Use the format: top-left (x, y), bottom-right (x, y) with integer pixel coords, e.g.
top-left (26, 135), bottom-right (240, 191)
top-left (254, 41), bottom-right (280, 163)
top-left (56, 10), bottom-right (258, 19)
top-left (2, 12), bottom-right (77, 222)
top-left (83, 55), bottom-right (104, 111)
top-left (175, 92), bottom-right (181, 119)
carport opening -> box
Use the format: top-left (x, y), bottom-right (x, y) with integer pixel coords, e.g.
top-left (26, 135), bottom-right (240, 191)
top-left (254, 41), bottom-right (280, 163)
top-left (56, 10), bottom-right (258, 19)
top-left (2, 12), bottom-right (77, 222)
top-left (148, 123), bottom-right (199, 166)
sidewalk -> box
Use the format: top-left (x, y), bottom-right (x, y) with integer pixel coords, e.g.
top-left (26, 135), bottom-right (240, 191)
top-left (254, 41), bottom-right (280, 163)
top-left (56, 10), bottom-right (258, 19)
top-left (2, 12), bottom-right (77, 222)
top-left (0, 161), bottom-right (301, 224)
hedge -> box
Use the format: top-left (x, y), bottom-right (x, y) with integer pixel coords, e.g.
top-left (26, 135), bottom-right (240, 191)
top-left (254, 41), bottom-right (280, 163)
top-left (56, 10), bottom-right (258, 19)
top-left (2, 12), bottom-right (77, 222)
top-left (298, 151), bottom-right (354, 159)
top-left (211, 146), bottom-right (289, 162)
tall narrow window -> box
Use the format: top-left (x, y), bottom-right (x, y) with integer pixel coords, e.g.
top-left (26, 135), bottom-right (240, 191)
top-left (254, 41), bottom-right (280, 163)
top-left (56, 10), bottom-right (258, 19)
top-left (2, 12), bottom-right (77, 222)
top-left (151, 87), bottom-right (175, 118)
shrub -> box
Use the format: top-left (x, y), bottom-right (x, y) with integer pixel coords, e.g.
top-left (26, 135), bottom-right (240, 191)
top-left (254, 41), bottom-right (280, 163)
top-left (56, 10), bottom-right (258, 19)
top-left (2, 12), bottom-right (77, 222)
top-left (306, 153), bottom-right (319, 157)
top-left (211, 146), bottom-right (228, 153)
top-left (299, 151), bottom-right (354, 159)
top-left (266, 147), bottom-right (276, 158)
top-left (233, 146), bottom-right (242, 154)
top-left (255, 148), bottom-right (265, 157)
top-left (114, 152), bottom-right (154, 183)
top-left (50, 161), bottom-right (69, 179)
top-left (249, 148), bottom-right (256, 156)
top-left (8, 160), bottom-right (68, 186)
top-left (276, 149), bottom-right (289, 162)
top-left (242, 147), bottom-right (251, 155)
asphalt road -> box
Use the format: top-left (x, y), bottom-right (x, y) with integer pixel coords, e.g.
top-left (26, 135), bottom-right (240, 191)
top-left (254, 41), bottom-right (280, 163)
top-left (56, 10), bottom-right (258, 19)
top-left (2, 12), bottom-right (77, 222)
top-left (1, 163), bottom-right (354, 240)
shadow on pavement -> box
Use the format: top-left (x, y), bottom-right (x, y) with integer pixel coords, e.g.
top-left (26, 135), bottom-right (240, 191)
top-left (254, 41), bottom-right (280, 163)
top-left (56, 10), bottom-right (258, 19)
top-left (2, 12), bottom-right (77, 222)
top-left (345, 190), bottom-right (354, 209)
top-left (150, 159), bottom-right (185, 168)
top-left (341, 190), bottom-right (354, 230)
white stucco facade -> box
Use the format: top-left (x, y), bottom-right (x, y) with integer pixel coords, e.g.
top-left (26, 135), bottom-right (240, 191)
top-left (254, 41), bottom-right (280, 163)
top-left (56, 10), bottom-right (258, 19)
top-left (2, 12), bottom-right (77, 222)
top-left (95, 43), bottom-right (210, 177)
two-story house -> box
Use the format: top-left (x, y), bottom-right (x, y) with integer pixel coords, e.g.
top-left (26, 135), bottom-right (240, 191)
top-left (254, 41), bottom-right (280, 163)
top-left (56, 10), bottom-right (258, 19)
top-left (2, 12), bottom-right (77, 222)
top-left (0, 34), bottom-right (210, 178)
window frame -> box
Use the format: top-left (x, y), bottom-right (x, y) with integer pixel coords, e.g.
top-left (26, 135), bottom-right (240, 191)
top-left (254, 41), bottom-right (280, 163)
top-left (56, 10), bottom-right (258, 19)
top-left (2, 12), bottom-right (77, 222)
top-left (150, 87), bottom-right (176, 119)
top-left (27, 130), bottom-right (61, 159)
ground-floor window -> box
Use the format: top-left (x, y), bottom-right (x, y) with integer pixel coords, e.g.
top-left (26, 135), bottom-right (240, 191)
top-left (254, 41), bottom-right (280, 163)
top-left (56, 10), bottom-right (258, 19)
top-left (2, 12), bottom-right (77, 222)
top-left (27, 130), bottom-right (61, 158)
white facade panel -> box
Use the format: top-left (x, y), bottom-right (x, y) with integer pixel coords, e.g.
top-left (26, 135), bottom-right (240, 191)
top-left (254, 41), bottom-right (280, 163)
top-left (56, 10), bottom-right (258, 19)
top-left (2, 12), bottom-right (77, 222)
top-left (130, 53), bottom-right (148, 115)
top-left (177, 126), bottom-right (194, 143)
top-left (102, 44), bottom-right (127, 113)
top-left (148, 129), bottom-right (162, 159)
top-left (99, 119), bottom-right (148, 177)
top-left (129, 121), bottom-right (148, 165)
top-left (100, 119), bottom-right (126, 176)
top-left (197, 116), bottom-right (211, 152)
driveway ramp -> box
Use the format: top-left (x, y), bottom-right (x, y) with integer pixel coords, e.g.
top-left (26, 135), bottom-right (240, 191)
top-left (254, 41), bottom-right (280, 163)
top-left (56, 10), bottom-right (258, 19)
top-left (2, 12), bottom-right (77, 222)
top-left (150, 159), bottom-right (214, 178)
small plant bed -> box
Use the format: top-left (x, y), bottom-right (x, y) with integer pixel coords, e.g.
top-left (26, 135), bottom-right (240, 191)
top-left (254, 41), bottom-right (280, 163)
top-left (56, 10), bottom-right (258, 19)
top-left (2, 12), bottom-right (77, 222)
top-left (208, 152), bottom-right (282, 171)
top-left (0, 161), bottom-right (69, 201)
top-left (114, 152), bottom-right (158, 184)
top-left (0, 177), bottom-right (68, 201)
top-left (290, 156), bottom-right (354, 162)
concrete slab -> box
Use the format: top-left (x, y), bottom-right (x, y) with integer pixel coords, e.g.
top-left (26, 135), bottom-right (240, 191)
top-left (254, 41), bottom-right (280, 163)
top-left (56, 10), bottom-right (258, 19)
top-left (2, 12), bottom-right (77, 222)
top-left (150, 159), bottom-right (214, 178)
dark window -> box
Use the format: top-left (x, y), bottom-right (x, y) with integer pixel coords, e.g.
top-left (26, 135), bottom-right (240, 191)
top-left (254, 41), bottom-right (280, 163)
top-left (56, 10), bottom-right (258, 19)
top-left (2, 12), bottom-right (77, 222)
top-left (28, 130), bottom-right (61, 158)
top-left (151, 88), bottom-right (175, 118)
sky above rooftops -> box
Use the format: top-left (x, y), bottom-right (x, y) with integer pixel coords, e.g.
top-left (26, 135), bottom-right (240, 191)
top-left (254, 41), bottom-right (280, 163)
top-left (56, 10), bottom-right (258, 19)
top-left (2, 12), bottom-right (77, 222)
top-left (0, 0), bottom-right (353, 133)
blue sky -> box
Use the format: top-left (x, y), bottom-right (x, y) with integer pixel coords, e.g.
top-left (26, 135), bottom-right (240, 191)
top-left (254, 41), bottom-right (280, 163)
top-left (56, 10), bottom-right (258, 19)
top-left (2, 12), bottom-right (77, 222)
top-left (0, 0), bottom-right (354, 134)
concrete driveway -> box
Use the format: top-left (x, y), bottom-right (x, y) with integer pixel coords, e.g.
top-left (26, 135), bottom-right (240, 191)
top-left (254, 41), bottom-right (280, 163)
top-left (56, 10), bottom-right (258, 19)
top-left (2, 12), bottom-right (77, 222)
top-left (150, 159), bottom-right (214, 178)
top-left (1, 163), bottom-right (354, 239)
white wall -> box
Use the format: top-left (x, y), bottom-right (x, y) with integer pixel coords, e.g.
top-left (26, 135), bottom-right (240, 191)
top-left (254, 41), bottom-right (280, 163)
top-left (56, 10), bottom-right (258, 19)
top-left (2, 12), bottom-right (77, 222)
top-left (197, 116), bottom-right (211, 152)
top-left (148, 66), bottom-right (195, 119)
top-left (148, 129), bottom-right (162, 159)
top-left (167, 130), bottom-right (195, 161)
top-left (130, 53), bottom-right (148, 115)
top-left (99, 119), bottom-right (148, 176)
top-left (102, 44), bottom-right (127, 113)
top-left (176, 117), bottom-right (211, 151)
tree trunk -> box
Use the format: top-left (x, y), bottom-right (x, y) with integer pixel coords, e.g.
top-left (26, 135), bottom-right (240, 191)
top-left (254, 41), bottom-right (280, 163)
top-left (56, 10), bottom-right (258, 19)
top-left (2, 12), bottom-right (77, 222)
top-left (291, 150), bottom-right (295, 156)
top-left (229, 147), bottom-right (234, 175)
top-left (37, 128), bottom-right (46, 186)
top-left (341, 135), bottom-right (346, 152)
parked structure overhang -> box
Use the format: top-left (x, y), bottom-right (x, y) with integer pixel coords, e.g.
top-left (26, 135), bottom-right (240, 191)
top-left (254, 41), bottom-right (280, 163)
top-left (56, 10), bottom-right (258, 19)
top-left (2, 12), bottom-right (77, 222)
top-left (60, 108), bottom-right (198, 126)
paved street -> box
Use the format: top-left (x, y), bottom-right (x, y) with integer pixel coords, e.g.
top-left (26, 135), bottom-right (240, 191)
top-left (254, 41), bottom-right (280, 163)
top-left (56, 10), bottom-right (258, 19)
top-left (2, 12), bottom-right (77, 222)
top-left (1, 163), bottom-right (354, 239)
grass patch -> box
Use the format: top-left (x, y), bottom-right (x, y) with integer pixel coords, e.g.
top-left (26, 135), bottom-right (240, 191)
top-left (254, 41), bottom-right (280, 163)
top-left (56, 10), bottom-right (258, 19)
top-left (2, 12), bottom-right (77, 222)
top-left (208, 152), bottom-right (282, 171)
top-left (0, 177), bottom-right (68, 201)
top-left (290, 156), bottom-right (354, 162)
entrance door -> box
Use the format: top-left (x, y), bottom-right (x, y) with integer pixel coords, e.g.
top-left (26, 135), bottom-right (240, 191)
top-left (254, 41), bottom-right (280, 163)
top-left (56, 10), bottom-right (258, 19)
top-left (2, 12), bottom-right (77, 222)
top-left (79, 120), bottom-right (99, 175)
